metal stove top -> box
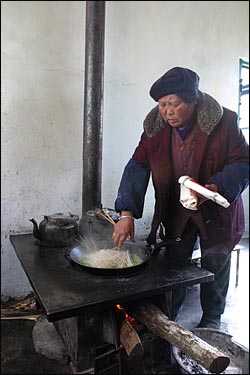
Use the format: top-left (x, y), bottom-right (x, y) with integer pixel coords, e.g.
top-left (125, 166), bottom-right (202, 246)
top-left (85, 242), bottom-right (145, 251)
top-left (10, 234), bottom-right (214, 322)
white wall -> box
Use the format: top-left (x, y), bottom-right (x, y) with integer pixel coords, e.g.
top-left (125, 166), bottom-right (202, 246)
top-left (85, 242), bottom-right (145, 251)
top-left (1, 1), bottom-right (249, 300)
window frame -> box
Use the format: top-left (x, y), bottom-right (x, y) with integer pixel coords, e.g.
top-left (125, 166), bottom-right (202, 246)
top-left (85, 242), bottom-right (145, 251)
top-left (238, 58), bottom-right (249, 131)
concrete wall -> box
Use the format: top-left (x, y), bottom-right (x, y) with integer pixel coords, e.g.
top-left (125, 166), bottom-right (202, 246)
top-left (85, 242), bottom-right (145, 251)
top-left (1, 1), bottom-right (249, 300)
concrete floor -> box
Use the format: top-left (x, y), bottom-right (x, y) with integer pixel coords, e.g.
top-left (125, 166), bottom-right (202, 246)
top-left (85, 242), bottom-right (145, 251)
top-left (178, 237), bottom-right (249, 347)
top-left (1, 237), bottom-right (249, 374)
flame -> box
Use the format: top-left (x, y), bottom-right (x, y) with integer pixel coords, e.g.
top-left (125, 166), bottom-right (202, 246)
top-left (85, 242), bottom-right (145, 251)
top-left (116, 304), bottom-right (136, 327)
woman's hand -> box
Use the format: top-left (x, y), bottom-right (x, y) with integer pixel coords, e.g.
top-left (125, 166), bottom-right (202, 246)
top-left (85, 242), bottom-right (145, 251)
top-left (112, 212), bottom-right (135, 249)
top-left (195, 183), bottom-right (218, 206)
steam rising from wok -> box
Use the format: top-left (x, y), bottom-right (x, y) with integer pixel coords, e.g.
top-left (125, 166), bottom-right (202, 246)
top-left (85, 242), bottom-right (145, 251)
top-left (74, 235), bottom-right (143, 269)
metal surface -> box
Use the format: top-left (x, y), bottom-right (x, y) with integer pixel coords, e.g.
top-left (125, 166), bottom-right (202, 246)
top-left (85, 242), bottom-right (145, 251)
top-left (29, 213), bottom-right (79, 248)
top-left (10, 234), bottom-right (214, 322)
top-left (69, 241), bottom-right (151, 276)
top-left (80, 1), bottom-right (106, 236)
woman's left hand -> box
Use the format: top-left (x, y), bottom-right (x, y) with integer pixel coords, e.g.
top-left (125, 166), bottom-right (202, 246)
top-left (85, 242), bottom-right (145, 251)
top-left (196, 184), bottom-right (218, 206)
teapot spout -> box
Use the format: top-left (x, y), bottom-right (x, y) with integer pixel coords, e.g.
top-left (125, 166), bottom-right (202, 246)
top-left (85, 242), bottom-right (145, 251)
top-left (29, 218), bottom-right (41, 240)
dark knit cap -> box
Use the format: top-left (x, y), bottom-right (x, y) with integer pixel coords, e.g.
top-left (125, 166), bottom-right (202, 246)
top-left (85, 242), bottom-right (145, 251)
top-left (150, 66), bottom-right (200, 101)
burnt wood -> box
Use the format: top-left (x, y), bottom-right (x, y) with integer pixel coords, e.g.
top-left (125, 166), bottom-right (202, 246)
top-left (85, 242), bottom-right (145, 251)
top-left (135, 303), bottom-right (230, 374)
top-left (120, 319), bottom-right (143, 357)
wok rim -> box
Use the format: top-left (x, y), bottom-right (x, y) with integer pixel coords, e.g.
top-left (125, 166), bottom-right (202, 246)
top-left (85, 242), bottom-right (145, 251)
top-left (69, 241), bottom-right (151, 275)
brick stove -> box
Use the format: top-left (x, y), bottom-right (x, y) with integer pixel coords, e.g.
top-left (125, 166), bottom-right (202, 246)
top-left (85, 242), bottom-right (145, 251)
top-left (10, 233), bottom-right (214, 374)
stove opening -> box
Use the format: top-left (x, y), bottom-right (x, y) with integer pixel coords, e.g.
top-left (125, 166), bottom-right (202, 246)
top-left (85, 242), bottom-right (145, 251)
top-left (54, 294), bottom-right (173, 374)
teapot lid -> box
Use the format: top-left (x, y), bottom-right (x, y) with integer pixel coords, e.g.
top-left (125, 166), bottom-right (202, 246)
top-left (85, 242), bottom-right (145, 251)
top-left (46, 212), bottom-right (79, 223)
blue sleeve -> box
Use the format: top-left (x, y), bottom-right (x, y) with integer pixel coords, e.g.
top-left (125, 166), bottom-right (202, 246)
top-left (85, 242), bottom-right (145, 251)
top-left (207, 162), bottom-right (249, 203)
top-left (114, 158), bottom-right (150, 219)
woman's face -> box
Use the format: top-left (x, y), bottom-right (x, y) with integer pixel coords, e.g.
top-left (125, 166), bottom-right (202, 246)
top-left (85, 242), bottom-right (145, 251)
top-left (158, 94), bottom-right (196, 129)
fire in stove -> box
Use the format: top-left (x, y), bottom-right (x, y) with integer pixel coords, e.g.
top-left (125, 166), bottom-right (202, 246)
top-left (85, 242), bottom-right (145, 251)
top-left (115, 302), bottom-right (172, 374)
top-left (55, 299), bottom-right (173, 374)
top-left (116, 304), bottom-right (136, 327)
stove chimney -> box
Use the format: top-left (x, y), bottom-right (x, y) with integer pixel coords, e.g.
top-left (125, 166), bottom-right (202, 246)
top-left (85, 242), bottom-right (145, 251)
top-left (79, 1), bottom-right (106, 236)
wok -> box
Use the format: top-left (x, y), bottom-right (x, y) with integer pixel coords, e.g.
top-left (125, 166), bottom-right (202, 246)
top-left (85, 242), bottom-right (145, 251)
top-left (69, 241), bottom-right (151, 276)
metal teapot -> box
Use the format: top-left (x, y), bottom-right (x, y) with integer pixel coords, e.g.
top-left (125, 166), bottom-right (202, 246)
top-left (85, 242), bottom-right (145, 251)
top-left (30, 212), bottom-right (79, 247)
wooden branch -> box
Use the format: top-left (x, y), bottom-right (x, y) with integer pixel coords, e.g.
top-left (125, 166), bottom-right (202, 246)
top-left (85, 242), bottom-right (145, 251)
top-left (135, 303), bottom-right (230, 373)
top-left (1, 314), bottom-right (43, 321)
top-left (120, 319), bottom-right (143, 357)
top-left (1, 309), bottom-right (44, 321)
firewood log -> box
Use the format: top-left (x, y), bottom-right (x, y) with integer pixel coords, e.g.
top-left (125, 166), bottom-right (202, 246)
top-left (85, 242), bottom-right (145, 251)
top-left (135, 303), bottom-right (230, 373)
top-left (120, 319), bottom-right (143, 357)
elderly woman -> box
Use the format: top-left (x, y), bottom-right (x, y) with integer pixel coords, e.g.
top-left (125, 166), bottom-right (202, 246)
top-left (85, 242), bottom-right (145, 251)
top-left (112, 66), bottom-right (249, 329)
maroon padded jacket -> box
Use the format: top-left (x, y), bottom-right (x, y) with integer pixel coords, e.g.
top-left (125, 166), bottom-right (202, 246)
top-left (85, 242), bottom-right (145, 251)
top-left (132, 92), bottom-right (249, 250)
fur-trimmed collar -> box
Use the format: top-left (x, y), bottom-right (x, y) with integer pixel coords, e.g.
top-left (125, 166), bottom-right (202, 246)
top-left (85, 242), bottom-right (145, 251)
top-left (143, 91), bottom-right (223, 137)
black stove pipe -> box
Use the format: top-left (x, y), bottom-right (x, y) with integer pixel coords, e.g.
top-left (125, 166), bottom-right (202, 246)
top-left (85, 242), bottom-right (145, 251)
top-left (80, 1), bottom-right (106, 236)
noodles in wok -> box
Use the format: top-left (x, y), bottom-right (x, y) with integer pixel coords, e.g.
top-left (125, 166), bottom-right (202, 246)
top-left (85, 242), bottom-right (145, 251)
top-left (78, 248), bottom-right (143, 269)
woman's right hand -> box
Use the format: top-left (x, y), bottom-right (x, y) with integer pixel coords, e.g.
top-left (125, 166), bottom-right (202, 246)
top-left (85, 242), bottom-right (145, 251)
top-left (112, 213), bottom-right (135, 249)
